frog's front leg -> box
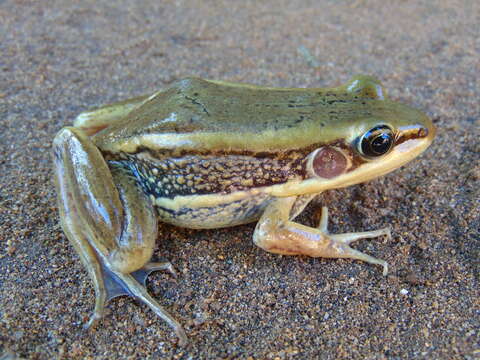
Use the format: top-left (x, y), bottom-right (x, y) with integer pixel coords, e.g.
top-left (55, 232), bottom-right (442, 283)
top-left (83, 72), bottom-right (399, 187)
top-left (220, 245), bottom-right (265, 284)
top-left (52, 127), bottom-right (187, 344)
top-left (253, 196), bottom-right (390, 275)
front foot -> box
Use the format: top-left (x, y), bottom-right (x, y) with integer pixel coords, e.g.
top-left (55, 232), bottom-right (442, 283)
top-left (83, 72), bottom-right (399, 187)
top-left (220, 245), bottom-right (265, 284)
top-left (254, 197), bottom-right (390, 275)
top-left (316, 207), bottom-right (390, 275)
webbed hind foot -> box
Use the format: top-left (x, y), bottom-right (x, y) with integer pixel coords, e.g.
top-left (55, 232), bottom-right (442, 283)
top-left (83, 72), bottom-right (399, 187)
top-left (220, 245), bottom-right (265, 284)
top-left (86, 261), bottom-right (187, 345)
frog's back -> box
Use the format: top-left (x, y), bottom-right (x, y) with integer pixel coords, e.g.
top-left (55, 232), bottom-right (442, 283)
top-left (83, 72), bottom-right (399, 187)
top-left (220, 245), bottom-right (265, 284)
top-left (92, 77), bottom-right (414, 154)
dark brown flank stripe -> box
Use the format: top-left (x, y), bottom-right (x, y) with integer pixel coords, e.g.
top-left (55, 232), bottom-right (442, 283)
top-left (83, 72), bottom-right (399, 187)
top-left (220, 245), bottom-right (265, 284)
top-left (104, 139), bottom-right (370, 200)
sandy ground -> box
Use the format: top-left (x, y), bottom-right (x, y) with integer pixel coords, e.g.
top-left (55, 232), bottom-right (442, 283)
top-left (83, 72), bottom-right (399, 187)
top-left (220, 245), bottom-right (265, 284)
top-left (0, 0), bottom-right (478, 359)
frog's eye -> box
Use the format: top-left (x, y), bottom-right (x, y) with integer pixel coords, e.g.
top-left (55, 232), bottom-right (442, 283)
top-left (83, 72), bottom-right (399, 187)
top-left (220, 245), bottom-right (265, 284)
top-left (358, 125), bottom-right (394, 158)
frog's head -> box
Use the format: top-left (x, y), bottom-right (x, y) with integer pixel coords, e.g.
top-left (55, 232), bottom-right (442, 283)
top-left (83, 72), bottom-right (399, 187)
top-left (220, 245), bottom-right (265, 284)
top-left (309, 75), bottom-right (435, 191)
top-left (271, 75), bottom-right (436, 196)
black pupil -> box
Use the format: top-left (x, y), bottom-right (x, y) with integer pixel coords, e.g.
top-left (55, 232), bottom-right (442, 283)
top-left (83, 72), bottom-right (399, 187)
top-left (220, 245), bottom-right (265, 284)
top-left (371, 134), bottom-right (392, 154)
top-left (361, 126), bottom-right (393, 156)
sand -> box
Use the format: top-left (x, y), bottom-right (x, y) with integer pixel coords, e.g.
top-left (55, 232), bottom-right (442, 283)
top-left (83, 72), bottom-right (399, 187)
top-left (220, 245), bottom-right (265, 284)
top-left (0, 0), bottom-right (478, 358)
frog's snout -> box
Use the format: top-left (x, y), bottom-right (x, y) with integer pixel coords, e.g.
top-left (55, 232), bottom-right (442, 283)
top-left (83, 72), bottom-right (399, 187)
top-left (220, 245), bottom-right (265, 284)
top-left (412, 123), bottom-right (434, 143)
top-left (413, 112), bottom-right (436, 143)
top-left (424, 116), bottom-right (436, 144)
top-left (395, 114), bottom-right (435, 156)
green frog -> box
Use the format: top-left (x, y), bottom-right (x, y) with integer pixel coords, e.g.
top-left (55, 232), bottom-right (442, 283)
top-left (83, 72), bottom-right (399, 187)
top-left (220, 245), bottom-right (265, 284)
top-left (52, 75), bottom-right (435, 344)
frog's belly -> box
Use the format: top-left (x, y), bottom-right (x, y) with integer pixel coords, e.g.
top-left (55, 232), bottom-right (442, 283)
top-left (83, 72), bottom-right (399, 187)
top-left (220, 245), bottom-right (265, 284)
top-left (153, 193), bottom-right (272, 229)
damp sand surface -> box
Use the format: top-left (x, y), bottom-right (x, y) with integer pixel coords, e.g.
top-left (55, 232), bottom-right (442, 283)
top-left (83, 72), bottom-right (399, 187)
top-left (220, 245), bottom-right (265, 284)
top-left (0, 1), bottom-right (478, 358)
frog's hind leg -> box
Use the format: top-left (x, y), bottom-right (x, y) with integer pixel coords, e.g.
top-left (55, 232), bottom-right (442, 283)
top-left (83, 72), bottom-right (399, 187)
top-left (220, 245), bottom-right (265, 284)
top-left (253, 197), bottom-right (390, 275)
top-left (74, 92), bottom-right (159, 135)
top-left (52, 127), bottom-right (187, 344)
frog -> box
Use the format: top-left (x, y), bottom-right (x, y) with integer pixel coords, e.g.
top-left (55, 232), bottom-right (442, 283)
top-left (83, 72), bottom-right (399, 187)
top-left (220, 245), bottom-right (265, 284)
top-left (52, 75), bottom-right (435, 344)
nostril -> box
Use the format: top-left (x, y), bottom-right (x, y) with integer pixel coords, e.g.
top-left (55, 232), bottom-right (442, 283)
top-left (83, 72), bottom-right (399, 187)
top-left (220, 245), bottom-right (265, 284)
top-left (418, 127), bottom-right (428, 138)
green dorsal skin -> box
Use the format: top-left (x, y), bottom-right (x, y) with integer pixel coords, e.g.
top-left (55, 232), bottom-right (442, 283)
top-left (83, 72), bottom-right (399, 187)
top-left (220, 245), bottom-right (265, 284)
top-left (93, 77), bottom-right (430, 154)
